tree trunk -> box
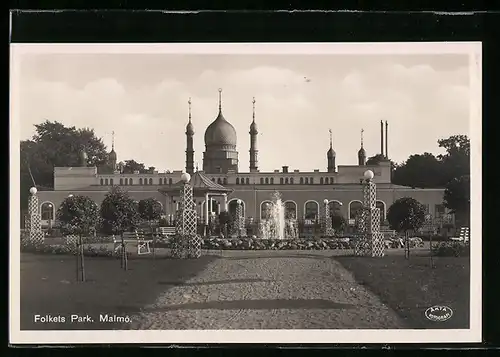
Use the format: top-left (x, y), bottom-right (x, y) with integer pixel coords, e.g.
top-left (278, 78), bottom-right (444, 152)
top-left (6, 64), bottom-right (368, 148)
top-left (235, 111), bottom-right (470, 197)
top-left (79, 234), bottom-right (85, 282)
top-left (75, 238), bottom-right (80, 282)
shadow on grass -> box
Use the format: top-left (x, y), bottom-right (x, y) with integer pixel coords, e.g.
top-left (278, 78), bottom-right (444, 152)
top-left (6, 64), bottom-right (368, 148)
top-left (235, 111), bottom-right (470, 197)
top-left (335, 255), bottom-right (470, 329)
top-left (143, 298), bottom-right (355, 312)
top-left (20, 252), bottom-right (218, 330)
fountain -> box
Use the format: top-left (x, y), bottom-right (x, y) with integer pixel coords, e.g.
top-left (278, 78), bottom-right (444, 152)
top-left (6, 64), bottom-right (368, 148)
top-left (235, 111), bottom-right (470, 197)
top-left (259, 190), bottom-right (298, 239)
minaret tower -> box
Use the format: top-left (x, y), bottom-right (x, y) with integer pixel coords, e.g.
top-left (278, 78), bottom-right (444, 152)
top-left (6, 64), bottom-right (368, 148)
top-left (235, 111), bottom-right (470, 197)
top-left (327, 129), bottom-right (336, 173)
top-left (249, 97), bottom-right (259, 172)
top-left (358, 128), bottom-right (366, 166)
top-left (185, 97), bottom-right (195, 175)
top-left (108, 130), bottom-right (117, 172)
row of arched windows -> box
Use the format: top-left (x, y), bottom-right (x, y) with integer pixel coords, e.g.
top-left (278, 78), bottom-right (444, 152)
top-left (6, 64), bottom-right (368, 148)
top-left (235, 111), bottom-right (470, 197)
top-left (100, 177), bottom-right (175, 186)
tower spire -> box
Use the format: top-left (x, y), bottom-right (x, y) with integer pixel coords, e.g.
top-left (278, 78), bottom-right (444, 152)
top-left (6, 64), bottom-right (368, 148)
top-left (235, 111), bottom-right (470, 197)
top-left (188, 97), bottom-right (192, 122)
top-left (361, 128), bottom-right (364, 148)
top-left (329, 128), bottom-right (333, 149)
top-left (218, 88), bottom-right (222, 112)
top-left (111, 130), bottom-right (115, 151)
top-left (252, 97), bottom-right (256, 122)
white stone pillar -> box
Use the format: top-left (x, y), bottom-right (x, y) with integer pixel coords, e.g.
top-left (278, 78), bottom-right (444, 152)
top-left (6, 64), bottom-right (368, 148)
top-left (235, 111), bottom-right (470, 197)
top-left (223, 194), bottom-right (228, 212)
top-left (204, 192), bottom-right (209, 225)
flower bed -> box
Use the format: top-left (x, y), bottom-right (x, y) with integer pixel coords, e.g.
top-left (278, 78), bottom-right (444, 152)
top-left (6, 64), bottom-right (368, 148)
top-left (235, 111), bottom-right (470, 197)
top-left (202, 237), bottom-right (355, 250)
top-left (431, 241), bottom-right (470, 257)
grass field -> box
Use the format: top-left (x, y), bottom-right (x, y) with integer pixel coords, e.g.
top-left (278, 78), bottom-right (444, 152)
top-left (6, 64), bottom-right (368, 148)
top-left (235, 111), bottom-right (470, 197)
top-left (19, 252), bottom-right (218, 330)
top-left (336, 254), bottom-right (470, 329)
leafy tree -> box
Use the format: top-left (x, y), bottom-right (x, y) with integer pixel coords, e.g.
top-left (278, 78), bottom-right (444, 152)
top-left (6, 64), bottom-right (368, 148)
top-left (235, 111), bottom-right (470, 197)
top-left (122, 159), bottom-right (148, 174)
top-left (438, 135), bottom-right (470, 184)
top-left (366, 154), bottom-right (386, 166)
top-left (100, 186), bottom-right (140, 236)
top-left (20, 120), bottom-right (109, 210)
top-left (100, 187), bottom-right (140, 270)
top-left (138, 198), bottom-right (163, 230)
top-left (387, 197), bottom-right (426, 234)
top-left (392, 153), bottom-right (446, 188)
top-left (443, 175), bottom-right (470, 226)
top-left (56, 195), bottom-right (99, 282)
top-left (331, 213), bottom-right (347, 234)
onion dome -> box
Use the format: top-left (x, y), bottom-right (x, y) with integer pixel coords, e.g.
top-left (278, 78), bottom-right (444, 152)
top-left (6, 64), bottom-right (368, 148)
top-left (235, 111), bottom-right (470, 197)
top-left (327, 146), bottom-right (336, 158)
top-left (204, 89), bottom-right (237, 146)
top-left (358, 147), bottom-right (366, 157)
top-left (186, 121), bottom-right (194, 135)
top-left (108, 149), bottom-right (117, 161)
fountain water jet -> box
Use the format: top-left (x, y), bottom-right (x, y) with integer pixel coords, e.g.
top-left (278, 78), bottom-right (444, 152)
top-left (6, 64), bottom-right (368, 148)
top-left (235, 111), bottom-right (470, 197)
top-left (259, 191), bottom-right (298, 239)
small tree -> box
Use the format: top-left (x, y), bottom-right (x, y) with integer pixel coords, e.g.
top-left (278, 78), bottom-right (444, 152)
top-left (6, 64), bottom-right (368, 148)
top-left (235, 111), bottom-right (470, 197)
top-left (100, 186), bottom-right (140, 269)
top-left (219, 211), bottom-right (232, 238)
top-left (443, 174), bottom-right (470, 227)
top-left (138, 198), bottom-right (163, 230)
top-left (56, 195), bottom-right (99, 282)
top-left (387, 197), bottom-right (426, 259)
top-left (331, 214), bottom-right (347, 235)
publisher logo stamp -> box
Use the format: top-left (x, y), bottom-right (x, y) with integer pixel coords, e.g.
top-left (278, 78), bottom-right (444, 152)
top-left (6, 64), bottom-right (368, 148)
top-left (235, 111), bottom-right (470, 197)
top-left (425, 306), bottom-right (453, 322)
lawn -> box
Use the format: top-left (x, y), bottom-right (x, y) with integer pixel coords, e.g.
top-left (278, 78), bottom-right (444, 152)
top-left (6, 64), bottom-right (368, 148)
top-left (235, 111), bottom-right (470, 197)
top-left (19, 252), bottom-right (218, 330)
top-left (336, 254), bottom-right (470, 329)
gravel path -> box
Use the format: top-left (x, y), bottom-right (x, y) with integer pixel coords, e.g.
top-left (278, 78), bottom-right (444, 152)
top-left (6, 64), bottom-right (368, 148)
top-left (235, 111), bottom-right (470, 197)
top-left (129, 251), bottom-right (406, 329)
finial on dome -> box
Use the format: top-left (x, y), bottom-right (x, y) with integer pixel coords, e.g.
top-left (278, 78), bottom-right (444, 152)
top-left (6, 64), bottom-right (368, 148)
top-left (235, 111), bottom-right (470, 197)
top-left (188, 97), bottom-right (192, 122)
top-left (329, 128), bottom-right (333, 149)
top-left (111, 130), bottom-right (115, 151)
top-left (252, 97), bottom-right (256, 122)
top-left (361, 128), bottom-right (364, 148)
top-left (218, 88), bottom-right (222, 112)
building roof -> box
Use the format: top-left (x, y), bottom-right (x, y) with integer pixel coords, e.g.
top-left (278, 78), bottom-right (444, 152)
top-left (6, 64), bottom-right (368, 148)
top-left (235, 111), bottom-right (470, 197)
top-left (159, 171), bottom-right (234, 196)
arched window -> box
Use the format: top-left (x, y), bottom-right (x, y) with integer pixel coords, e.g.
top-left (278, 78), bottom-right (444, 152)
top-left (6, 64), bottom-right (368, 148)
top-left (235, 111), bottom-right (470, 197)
top-left (285, 178), bottom-right (289, 184)
top-left (223, 178), bottom-right (227, 185)
top-left (246, 178), bottom-right (249, 184)
top-left (304, 201), bottom-right (319, 220)
top-left (280, 177), bottom-right (284, 184)
top-left (149, 178), bottom-right (153, 185)
top-left (169, 178), bottom-right (173, 185)
top-left (305, 177), bottom-right (309, 184)
top-left (260, 201), bottom-right (272, 220)
top-left (265, 178), bottom-right (269, 184)
top-left (104, 178), bottom-right (109, 185)
top-left (217, 178), bottom-right (222, 184)
top-left (284, 201), bottom-right (297, 219)
top-left (129, 178), bottom-right (133, 185)
top-left (236, 178), bottom-right (240, 184)
top-left (212, 178), bottom-right (215, 182)
top-left (139, 178), bottom-right (143, 185)
top-left (100, 178), bottom-right (104, 185)
top-left (330, 177), bottom-right (334, 184)
top-left (376, 201), bottom-right (386, 222)
top-left (119, 178), bottom-right (123, 185)
top-left (110, 178), bottom-right (114, 186)
top-left (320, 177), bottom-right (324, 185)
top-left (310, 177), bottom-right (314, 184)
top-left (270, 178), bottom-right (274, 184)
top-left (290, 177), bottom-right (294, 184)
top-left (300, 177), bottom-right (304, 184)
top-left (260, 177), bottom-right (264, 184)
top-left (41, 202), bottom-right (54, 220)
top-left (328, 201), bottom-right (343, 217)
top-left (349, 201), bottom-right (363, 221)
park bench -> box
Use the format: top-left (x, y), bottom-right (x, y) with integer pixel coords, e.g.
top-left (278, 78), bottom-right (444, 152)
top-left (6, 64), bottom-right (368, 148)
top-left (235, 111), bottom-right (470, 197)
top-left (113, 230), bottom-right (152, 255)
top-left (158, 226), bottom-right (176, 238)
top-left (450, 227), bottom-right (470, 243)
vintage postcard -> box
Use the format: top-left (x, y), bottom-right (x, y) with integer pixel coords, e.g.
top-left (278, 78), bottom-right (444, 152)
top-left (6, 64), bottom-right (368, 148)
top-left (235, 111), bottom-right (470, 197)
top-left (10, 42), bottom-right (482, 344)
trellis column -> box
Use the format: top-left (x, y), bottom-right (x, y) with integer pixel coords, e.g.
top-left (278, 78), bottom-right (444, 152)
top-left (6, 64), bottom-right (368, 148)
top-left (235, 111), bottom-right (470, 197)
top-left (27, 187), bottom-right (44, 245)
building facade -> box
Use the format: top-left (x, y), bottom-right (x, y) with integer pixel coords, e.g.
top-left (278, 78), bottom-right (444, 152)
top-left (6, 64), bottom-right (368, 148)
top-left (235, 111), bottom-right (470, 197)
top-left (34, 90), bottom-right (451, 229)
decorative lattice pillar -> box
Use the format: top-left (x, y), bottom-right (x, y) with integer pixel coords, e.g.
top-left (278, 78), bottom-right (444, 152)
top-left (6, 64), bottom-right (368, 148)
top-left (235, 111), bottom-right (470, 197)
top-left (171, 174), bottom-right (201, 259)
top-left (354, 171), bottom-right (385, 257)
top-left (27, 188), bottom-right (44, 245)
top-left (321, 200), bottom-right (335, 237)
top-left (231, 200), bottom-right (246, 237)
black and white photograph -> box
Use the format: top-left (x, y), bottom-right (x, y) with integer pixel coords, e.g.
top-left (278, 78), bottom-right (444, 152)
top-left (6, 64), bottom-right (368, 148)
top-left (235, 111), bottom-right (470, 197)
top-left (10, 42), bottom-right (481, 344)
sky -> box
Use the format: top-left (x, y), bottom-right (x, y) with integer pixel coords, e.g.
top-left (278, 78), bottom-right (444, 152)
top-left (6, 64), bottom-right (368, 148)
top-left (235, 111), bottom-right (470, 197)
top-left (14, 49), bottom-right (471, 173)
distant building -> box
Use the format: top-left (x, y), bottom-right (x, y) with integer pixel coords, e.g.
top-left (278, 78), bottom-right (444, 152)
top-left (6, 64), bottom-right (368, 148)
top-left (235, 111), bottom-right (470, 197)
top-left (35, 90), bottom-right (452, 229)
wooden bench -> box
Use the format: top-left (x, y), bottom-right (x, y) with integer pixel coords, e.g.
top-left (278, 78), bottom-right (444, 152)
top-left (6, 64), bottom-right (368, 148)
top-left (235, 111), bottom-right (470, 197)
top-left (113, 230), bottom-right (153, 255)
top-left (158, 226), bottom-right (176, 238)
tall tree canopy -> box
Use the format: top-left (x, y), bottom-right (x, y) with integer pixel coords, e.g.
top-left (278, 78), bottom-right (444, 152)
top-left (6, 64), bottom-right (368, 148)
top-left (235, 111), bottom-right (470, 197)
top-left (122, 159), bottom-right (148, 174)
top-left (443, 174), bottom-right (471, 225)
top-left (20, 120), bottom-right (109, 209)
